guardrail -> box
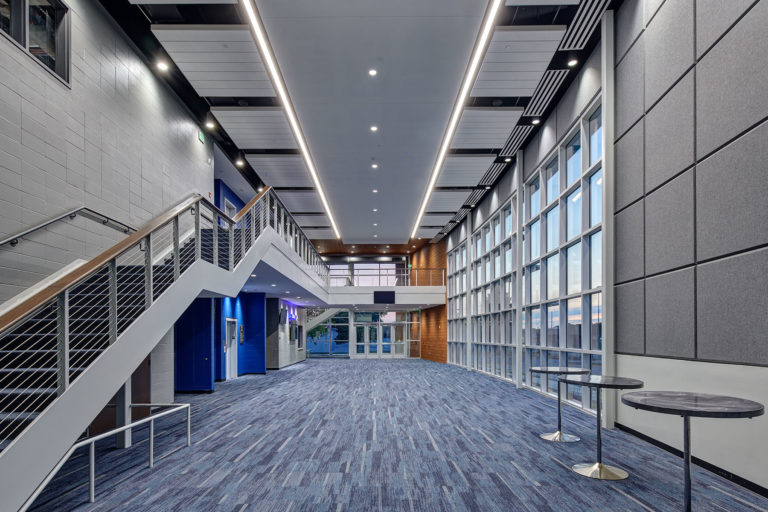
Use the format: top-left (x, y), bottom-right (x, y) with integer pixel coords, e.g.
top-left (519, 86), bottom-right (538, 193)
top-left (328, 268), bottom-right (445, 287)
top-left (21, 403), bottom-right (191, 511)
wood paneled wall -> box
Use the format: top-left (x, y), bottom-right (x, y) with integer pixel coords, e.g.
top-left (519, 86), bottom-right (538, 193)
top-left (411, 241), bottom-right (447, 362)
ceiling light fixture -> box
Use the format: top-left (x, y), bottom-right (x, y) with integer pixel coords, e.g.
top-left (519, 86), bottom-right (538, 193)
top-left (371, 163), bottom-right (378, 169)
top-left (240, 0), bottom-right (341, 239)
top-left (258, 187), bottom-right (264, 192)
top-left (235, 158), bottom-right (245, 167)
top-left (532, 118), bottom-right (541, 125)
top-left (485, 186), bottom-right (491, 190)
top-left (156, 60), bottom-right (169, 72)
top-left (271, 284), bottom-right (276, 287)
top-left (410, 0), bottom-right (504, 239)
top-left (370, 125), bottom-right (378, 132)
top-left (372, 208), bottom-right (378, 212)
top-left (567, 58), bottom-right (578, 67)
top-left (205, 120), bottom-right (215, 130)
top-left (372, 189), bottom-right (378, 194)
top-left (373, 223), bottom-right (378, 226)
top-left (374, 234), bottom-right (378, 238)
top-left (504, 157), bottom-right (512, 163)
top-left (368, 68), bottom-right (378, 76)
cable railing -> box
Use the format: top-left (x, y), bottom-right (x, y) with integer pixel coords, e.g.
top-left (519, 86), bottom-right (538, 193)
top-left (0, 187), bottom-right (329, 457)
top-left (20, 403), bottom-right (191, 511)
top-left (328, 268), bottom-right (445, 287)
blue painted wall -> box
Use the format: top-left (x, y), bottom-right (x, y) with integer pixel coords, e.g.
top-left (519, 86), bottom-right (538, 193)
top-left (175, 298), bottom-right (215, 392)
top-left (218, 292), bottom-right (267, 377)
top-left (215, 179), bottom-right (246, 212)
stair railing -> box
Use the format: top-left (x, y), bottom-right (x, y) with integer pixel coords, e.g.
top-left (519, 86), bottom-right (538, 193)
top-left (20, 402), bottom-right (191, 511)
top-left (0, 187), bottom-right (329, 455)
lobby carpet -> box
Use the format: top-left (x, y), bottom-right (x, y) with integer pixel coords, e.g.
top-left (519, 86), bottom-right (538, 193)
top-left (30, 359), bottom-right (768, 511)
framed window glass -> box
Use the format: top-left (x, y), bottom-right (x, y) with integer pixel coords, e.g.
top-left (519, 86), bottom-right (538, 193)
top-left (530, 307), bottom-right (541, 346)
top-left (590, 231), bottom-right (602, 289)
top-left (590, 292), bottom-right (602, 351)
top-left (546, 303), bottom-right (559, 347)
top-left (589, 107), bottom-right (602, 166)
top-left (493, 217), bottom-right (501, 246)
top-left (529, 178), bottom-right (541, 218)
top-left (546, 158), bottom-right (559, 204)
top-left (567, 188), bottom-right (582, 240)
top-left (504, 206), bottom-right (513, 237)
top-left (0, 0), bottom-right (24, 43)
top-left (530, 263), bottom-right (540, 303)
top-left (566, 132), bottom-right (581, 186)
top-left (566, 298), bottom-right (582, 349)
top-left (546, 206), bottom-right (559, 252)
top-left (567, 243), bottom-right (581, 295)
top-left (529, 220), bottom-right (540, 260)
top-left (590, 170), bottom-right (602, 227)
top-left (546, 254), bottom-right (559, 299)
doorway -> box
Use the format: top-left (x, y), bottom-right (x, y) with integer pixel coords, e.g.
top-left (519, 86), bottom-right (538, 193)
top-left (353, 323), bottom-right (407, 359)
top-left (225, 318), bottom-right (238, 380)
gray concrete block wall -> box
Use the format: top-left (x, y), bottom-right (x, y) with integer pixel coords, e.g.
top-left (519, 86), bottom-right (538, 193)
top-left (0, 0), bottom-right (214, 304)
top-left (613, 0), bottom-right (768, 366)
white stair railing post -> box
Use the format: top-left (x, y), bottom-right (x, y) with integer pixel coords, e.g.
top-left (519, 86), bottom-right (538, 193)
top-left (148, 419), bottom-right (154, 468)
top-left (194, 205), bottom-right (201, 261)
top-left (56, 291), bottom-right (70, 396)
top-left (108, 260), bottom-right (117, 344)
top-left (172, 216), bottom-right (180, 280)
top-left (89, 443), bottom-right (95, 502)
top-left (144, 234), bottom-right (153, 308)
top-left (212, 212), bottom-right (219, 267)
top-left (228, 219), bottom-right (234, 271)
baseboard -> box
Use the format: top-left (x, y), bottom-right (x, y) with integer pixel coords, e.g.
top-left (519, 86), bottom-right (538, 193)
top-left (615, 422), bottom-right (768, 499)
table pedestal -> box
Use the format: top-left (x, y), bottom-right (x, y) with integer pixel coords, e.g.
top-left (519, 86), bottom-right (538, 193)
top-left (540, 380), bottom-right (579, 443)
top-left (571, 388), bottom-right (629, 480)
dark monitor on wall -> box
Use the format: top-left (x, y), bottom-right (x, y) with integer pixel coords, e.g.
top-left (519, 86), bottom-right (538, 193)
top-left (279, 308), bottom-right (287, 324)
top-left (373, 291), bottom-right (395, 304)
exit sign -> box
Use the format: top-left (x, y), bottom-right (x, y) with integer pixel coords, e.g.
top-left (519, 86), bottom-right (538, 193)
top-left (198, 131), bottom-right (205, 144)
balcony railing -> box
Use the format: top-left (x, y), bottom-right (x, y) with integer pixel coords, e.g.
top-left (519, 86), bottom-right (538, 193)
top-left (329, 268), bottom-right (445, 287)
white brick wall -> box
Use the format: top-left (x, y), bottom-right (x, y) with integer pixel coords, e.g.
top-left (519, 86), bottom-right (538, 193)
top-left (0, 0), bottom-right (214, 304)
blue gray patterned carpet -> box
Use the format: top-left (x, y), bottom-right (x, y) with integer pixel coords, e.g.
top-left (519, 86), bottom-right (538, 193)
top-left (30, 359), bottom-right (768, 511)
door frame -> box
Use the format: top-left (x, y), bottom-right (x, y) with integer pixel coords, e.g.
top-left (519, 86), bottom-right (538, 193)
top-left (225, 318), bottom-right (238, 380)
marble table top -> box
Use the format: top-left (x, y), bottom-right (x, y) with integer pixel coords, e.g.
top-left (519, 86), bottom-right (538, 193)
top-left (530, 366), bottom-right (590, 375)
top-left (559, 375), bottom-right (644, 389)
top-left (621, 391), bottom-right (765, 418)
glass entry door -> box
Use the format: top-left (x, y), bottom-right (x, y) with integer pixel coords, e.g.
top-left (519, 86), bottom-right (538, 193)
top-left (352, 322), bottom-right (407, 359)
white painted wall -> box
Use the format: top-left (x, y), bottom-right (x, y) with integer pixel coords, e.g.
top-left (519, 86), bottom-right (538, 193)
top-left (269, 300), bottom-right (306, 369)
top-left (615, 355), bottom-right (768, 488)
top-left (0, 0), bottom-right (214, 304)
top-left (150, 328), bottom-right (174, 404)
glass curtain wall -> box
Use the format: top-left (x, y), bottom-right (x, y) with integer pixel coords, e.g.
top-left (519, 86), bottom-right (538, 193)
top-left (447, 201), bottom-right (517, 382)
top-left (307, 311), bottom-right (350, 357)
top-left (446, 100), bottom-right (603, 412)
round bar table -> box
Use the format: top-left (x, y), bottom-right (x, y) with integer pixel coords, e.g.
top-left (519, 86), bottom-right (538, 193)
top-left (622, 391), bottom-right (764, 512)
top-left (530, 366), bottom-right (590, 442)
top-left (559, 375), bottom-right (644, 480)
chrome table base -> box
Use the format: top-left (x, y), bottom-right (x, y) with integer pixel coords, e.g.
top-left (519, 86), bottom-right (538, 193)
top-left (571, 462), bottom-right (629, 480)
top-left (540, 430), bottom-right (580, 443)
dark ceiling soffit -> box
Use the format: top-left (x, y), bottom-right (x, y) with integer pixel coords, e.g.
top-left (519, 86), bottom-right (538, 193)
top-left (498, 4), bottom-right (579, 27)
top-left (98, 0), bottom-right (268, 193)
top-left (243, 149), bottom-right (301, 155)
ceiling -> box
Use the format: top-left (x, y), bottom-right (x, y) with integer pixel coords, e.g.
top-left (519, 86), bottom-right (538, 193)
top-left (119, 0), bottom-right (609, 249)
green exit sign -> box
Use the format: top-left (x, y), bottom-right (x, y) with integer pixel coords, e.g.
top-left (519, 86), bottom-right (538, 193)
top-left (198, 131), bottom-right (205, 144)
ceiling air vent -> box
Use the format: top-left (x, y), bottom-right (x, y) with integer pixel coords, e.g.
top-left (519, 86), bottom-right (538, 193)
top-left (522, 69), bottom-right (569, 118)
top-left (558, 0), bottom-right (611, 51)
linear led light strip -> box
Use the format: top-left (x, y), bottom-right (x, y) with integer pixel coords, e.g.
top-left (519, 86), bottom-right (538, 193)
top-left (240, 0), bottom-right (342, 239)
top-left (410, 0), bottom-right (504, 240)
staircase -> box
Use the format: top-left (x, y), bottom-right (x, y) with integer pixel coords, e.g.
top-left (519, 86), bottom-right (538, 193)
top-left (0, 188), bottom-right (330, 511)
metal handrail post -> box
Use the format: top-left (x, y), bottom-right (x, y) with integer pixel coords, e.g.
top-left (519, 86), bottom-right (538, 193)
top-left (148, 419), bottom-right (154, 468)
top-left (186, 406), bottom-right (191, 447)
top-left (89, 443), bottom-right (95, 503)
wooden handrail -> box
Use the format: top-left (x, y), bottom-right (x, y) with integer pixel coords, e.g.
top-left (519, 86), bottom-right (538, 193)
top-left (0, 187), bottom-right (273, 334)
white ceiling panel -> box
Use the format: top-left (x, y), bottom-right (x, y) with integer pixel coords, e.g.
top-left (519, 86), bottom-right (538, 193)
top-left (293, 215), bottom-right (330, 227)
top-left (245, 155), bottom-right (312, 187)
top-left (437, 154), bottom-right (496, 187)
top-left (451, 108), bottom-right (523, 149)
top-left (276, 191), bottom-right (324, 213)
top-left (472, 26), bottom-right (566, 97)
top-left (304, 228), bottom-right (335, 239)
top-left (506, 0), bottom-right (579, 5)
top-left (426, 190), bottom-right (471, 213)
top-left (422, 213), bottom-right (455, 226)
top-left (152, 25), bottom-right (275, 97)
top-left (212, 108), bottom-right (297, 149)
top-left (133, 1), bottom-right (235, 4)
top-left (416, 228), bottom-right (442, 239)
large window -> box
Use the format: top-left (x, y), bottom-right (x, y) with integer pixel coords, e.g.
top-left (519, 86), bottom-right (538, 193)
top-left (447, 100), bottom-right (603, 413)
top-left (1, 0), bottom-right (69, 82)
